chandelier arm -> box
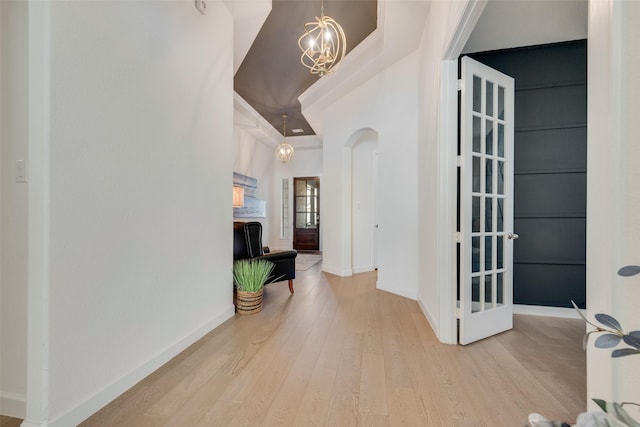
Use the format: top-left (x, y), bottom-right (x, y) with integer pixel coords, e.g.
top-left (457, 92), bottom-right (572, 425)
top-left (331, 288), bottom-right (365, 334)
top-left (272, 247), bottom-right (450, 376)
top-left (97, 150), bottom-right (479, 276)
top-left (298, 7), bottom-right (346, 76)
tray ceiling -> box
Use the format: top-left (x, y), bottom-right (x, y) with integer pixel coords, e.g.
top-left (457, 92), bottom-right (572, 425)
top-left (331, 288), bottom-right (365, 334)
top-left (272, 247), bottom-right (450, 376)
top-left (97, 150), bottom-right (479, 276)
top-left (234, 0), bottom-right (377, 137)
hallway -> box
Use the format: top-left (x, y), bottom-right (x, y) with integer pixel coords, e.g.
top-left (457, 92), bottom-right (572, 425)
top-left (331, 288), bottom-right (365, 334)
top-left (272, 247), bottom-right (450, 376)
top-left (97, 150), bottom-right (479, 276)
top-left (79, 264), bottom-right (585, 426)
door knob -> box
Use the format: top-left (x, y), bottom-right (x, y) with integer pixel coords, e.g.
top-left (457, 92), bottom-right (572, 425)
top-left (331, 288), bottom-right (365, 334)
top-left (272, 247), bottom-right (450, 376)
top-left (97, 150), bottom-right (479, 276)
top-left (507, 232), bottom-right (519, 240)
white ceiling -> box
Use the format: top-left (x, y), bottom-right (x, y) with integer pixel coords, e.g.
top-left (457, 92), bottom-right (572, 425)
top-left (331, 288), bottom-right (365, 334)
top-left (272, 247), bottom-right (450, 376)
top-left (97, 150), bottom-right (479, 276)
top-left (462, 0), bottom-right (588, 54)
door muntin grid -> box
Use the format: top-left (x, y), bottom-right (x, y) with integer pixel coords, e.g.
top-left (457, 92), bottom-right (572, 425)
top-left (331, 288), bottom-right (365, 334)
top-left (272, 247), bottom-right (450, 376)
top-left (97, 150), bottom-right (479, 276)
top-left (470, 75), bottom-right (508, 314)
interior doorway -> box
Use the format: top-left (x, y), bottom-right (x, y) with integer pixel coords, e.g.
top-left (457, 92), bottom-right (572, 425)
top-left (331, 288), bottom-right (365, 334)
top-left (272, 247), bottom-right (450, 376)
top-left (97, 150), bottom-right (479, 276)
top-left (467, 41), bottom-right (588, 310)
top-left (437, 0), bottom-right (588, 346)
top-left (350, 130), bottom-right (379, 274)
top-left (293, 177), bottom-right (320, 251)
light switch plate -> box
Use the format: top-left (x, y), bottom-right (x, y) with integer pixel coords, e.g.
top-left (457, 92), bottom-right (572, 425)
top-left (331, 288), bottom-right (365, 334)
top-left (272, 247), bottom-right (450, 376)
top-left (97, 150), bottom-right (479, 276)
top-left (15, 160), bottom-right (27, 183)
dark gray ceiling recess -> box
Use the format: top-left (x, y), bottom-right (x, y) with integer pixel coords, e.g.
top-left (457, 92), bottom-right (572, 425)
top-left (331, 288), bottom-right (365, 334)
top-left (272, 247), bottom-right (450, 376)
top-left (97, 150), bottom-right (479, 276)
top-left (234, 0), bottom-right (377, 136)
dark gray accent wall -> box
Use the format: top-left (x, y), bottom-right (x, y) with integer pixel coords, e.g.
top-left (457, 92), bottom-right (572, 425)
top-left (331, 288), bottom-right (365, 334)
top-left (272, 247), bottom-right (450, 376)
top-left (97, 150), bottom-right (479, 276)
top-left (469, 40), bottom-right (587, 308)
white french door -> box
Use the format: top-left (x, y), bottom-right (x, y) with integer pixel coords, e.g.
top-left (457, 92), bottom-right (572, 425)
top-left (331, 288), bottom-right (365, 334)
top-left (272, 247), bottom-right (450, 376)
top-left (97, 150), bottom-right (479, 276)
top-left (459, 56), bottom-right (516, 345)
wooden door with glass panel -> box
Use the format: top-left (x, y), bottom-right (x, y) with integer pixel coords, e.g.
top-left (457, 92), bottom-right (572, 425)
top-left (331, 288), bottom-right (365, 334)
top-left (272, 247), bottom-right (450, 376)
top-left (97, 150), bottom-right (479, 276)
top-left (293, 177), bottom-right (320, 251)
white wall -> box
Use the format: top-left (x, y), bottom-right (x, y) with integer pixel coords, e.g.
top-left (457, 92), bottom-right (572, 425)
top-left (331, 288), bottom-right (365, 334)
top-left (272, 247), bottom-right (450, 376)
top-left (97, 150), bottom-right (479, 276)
top-left (23, 2), bottom-right (236, 425)
top-left (616, 2), bottom-right (640, 412)
top-left (413, 0), bottom-right (472, 340)
top-left (272, 146), bottom-right (323, 251)
top-left (351, 131), bottom-right (378, 274)
top-left (462, 0), bottom-right (588, 54)
top-left (321, 51), bottom-right (420, 299)
top-left (234, 125), bottom-right (275, 246)
top-left (0, 0), bottom-right (28, 418)
top-left (587, 0), bottom-right (640, 415)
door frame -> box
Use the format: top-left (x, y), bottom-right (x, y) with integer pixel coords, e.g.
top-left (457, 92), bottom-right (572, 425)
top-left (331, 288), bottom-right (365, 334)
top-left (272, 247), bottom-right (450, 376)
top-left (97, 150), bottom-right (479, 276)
top-left (438, 0), bottom-right (620, 407)
top-left (435, 0), bottom-right (488, 345)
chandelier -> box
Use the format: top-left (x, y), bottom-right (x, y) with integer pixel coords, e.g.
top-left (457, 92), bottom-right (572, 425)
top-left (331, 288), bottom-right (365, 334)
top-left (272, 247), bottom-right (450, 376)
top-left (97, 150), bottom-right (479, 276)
top-left (275, 113), bottom-right (294, 163)
top-left (297, 0), bottom-right (346, 76)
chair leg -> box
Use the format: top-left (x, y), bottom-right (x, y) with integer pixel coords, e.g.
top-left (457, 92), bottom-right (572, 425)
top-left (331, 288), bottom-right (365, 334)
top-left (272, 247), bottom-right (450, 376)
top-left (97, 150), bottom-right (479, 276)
top-left (288, 279), bottom-right (294, 294)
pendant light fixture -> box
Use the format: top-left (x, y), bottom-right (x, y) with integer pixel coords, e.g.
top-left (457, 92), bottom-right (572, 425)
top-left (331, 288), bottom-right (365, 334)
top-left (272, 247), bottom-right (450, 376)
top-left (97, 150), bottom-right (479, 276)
top-left (298, 0), bottom-right (346, 77)
top-left (275, 113), bottom-right (294, 163)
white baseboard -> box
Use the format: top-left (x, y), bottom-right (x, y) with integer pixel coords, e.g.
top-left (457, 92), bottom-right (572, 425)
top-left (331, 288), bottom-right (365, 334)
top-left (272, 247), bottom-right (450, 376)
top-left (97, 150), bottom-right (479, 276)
top-left (417, 297), bottom-right (440, 339)
top-left (376, 281), bottom-right (417, 300)
top-left (0, 391), bottom-right (26, 418)
top-left (352, 265), bottom-right (375, 274)
top-left (513, 304), bottom-right (581, 319)
top-left (321, 264), bottom-right (352, 277)
top-left (48, 305), bottom-right (235, 427)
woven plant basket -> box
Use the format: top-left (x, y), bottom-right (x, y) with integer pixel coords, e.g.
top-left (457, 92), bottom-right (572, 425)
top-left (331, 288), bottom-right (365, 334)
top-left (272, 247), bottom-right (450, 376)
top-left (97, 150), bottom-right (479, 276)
top-left (235, 289), bottom-right (263, 314)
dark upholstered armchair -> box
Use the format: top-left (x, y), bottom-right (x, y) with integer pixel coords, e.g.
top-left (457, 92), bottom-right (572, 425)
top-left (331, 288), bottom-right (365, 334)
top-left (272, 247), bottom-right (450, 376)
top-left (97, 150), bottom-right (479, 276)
top-left (233, 221), bottom-right (298, 294)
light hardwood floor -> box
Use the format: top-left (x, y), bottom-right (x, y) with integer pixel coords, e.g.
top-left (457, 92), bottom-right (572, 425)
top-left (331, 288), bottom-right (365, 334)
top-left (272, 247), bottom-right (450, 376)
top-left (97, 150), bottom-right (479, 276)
top-left (71, 264), bottom-right (584, 426)
top-left (0, 416), bottom-right (22, 427)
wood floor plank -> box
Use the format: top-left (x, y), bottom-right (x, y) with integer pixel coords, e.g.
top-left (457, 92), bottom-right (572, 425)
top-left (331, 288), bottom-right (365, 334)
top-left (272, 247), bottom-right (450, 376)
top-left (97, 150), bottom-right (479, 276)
top-left (0, 416), bottom-right (22, 427)
top-left (79, 268), bottom-right (586, 427)
top-left (358, 411), bottom-right (390, 427)
top-left (387, 386), bottom-right (424, 426)
top-left (358, 352), bottom-right (388, 416)
top-left (261, 296), bottom-right (337, 427)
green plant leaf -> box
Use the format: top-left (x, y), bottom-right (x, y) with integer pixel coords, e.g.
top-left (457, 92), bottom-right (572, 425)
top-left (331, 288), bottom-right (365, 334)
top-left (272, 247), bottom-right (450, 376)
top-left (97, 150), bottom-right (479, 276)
top-left (593, 399), bottom-right (608, 413)
top-left (595, 313), bottom-right (623, 333)
top-left (609, 402), bottom-right (640, 426)
top-left (572, 300), bottom-right (590, 323)
top-left (595, 333), bottom-right (622, 348)
top-left (611, 348), bottom-right (640, 358)
top-left (623, 333), bottom-right (640, 350)
top-left (618, 265), bottom-right (640, 277)
top-left (233, 259), bottom-right (275, 292)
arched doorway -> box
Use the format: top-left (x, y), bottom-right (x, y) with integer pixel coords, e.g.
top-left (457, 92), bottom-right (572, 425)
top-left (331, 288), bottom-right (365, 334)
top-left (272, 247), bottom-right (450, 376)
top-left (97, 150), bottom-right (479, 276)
top-left (346, 128), bottom-right (379, 274)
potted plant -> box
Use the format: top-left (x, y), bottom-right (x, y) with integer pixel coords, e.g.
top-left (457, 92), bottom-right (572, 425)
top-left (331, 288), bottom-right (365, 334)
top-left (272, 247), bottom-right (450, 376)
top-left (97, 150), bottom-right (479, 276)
top-left (233, 259), bottom-right (275, 314)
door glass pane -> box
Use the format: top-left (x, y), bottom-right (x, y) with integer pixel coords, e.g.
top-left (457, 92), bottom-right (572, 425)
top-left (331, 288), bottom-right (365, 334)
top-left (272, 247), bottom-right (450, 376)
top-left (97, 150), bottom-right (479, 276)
top-left (472, 156), bottom-right (481, 193)
top-left (485, 119), bottom-right (493, 155)
top-left (472, 276), bottom-right (481, 313)
top-left (307, 213), bottom-right (318, 228)
top-left (497, 235), bottom-right (504, 269)
top-left (473, 76), bottom-right (482, 113)
top-left (497, 160), bottom-right (504, 195)
top-left (295, 196), bottom-right (306, 212)
top-left (472, 237), bottom-right (480, 273)
top-left (295, 180), bottom-right (307, 196)
top-left (485, 236), bottom-right (493, 271)
top-left (498, 123), bottom-right (505, 158)
top-left (497, 198), bottom-right (504, 231)
top-left (472, 196), bottom-right (480, 233)
top-left (497, 272), bottom-right (504, 305)
top-left (295, 213), bottom-right (307, 228)
top-left (498, 86), bottom-right (505, 120)
top-left (486, 159), bottom-right (493, 194)
top-left (473, 116), bottom-right (481, 153)
top-left (485, 275), bottom-right (493, 307)
top-left (485, 197), bottom-right (493, 232)
top-left (486, 81), bottom-right (494, 117)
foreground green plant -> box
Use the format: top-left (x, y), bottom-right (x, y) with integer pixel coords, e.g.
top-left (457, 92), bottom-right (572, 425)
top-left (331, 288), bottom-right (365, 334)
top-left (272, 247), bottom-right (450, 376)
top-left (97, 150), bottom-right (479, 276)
top-left (233, 259), bottom-right (275, 293)
top-left (528, 265), bottom-right (640, 427)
